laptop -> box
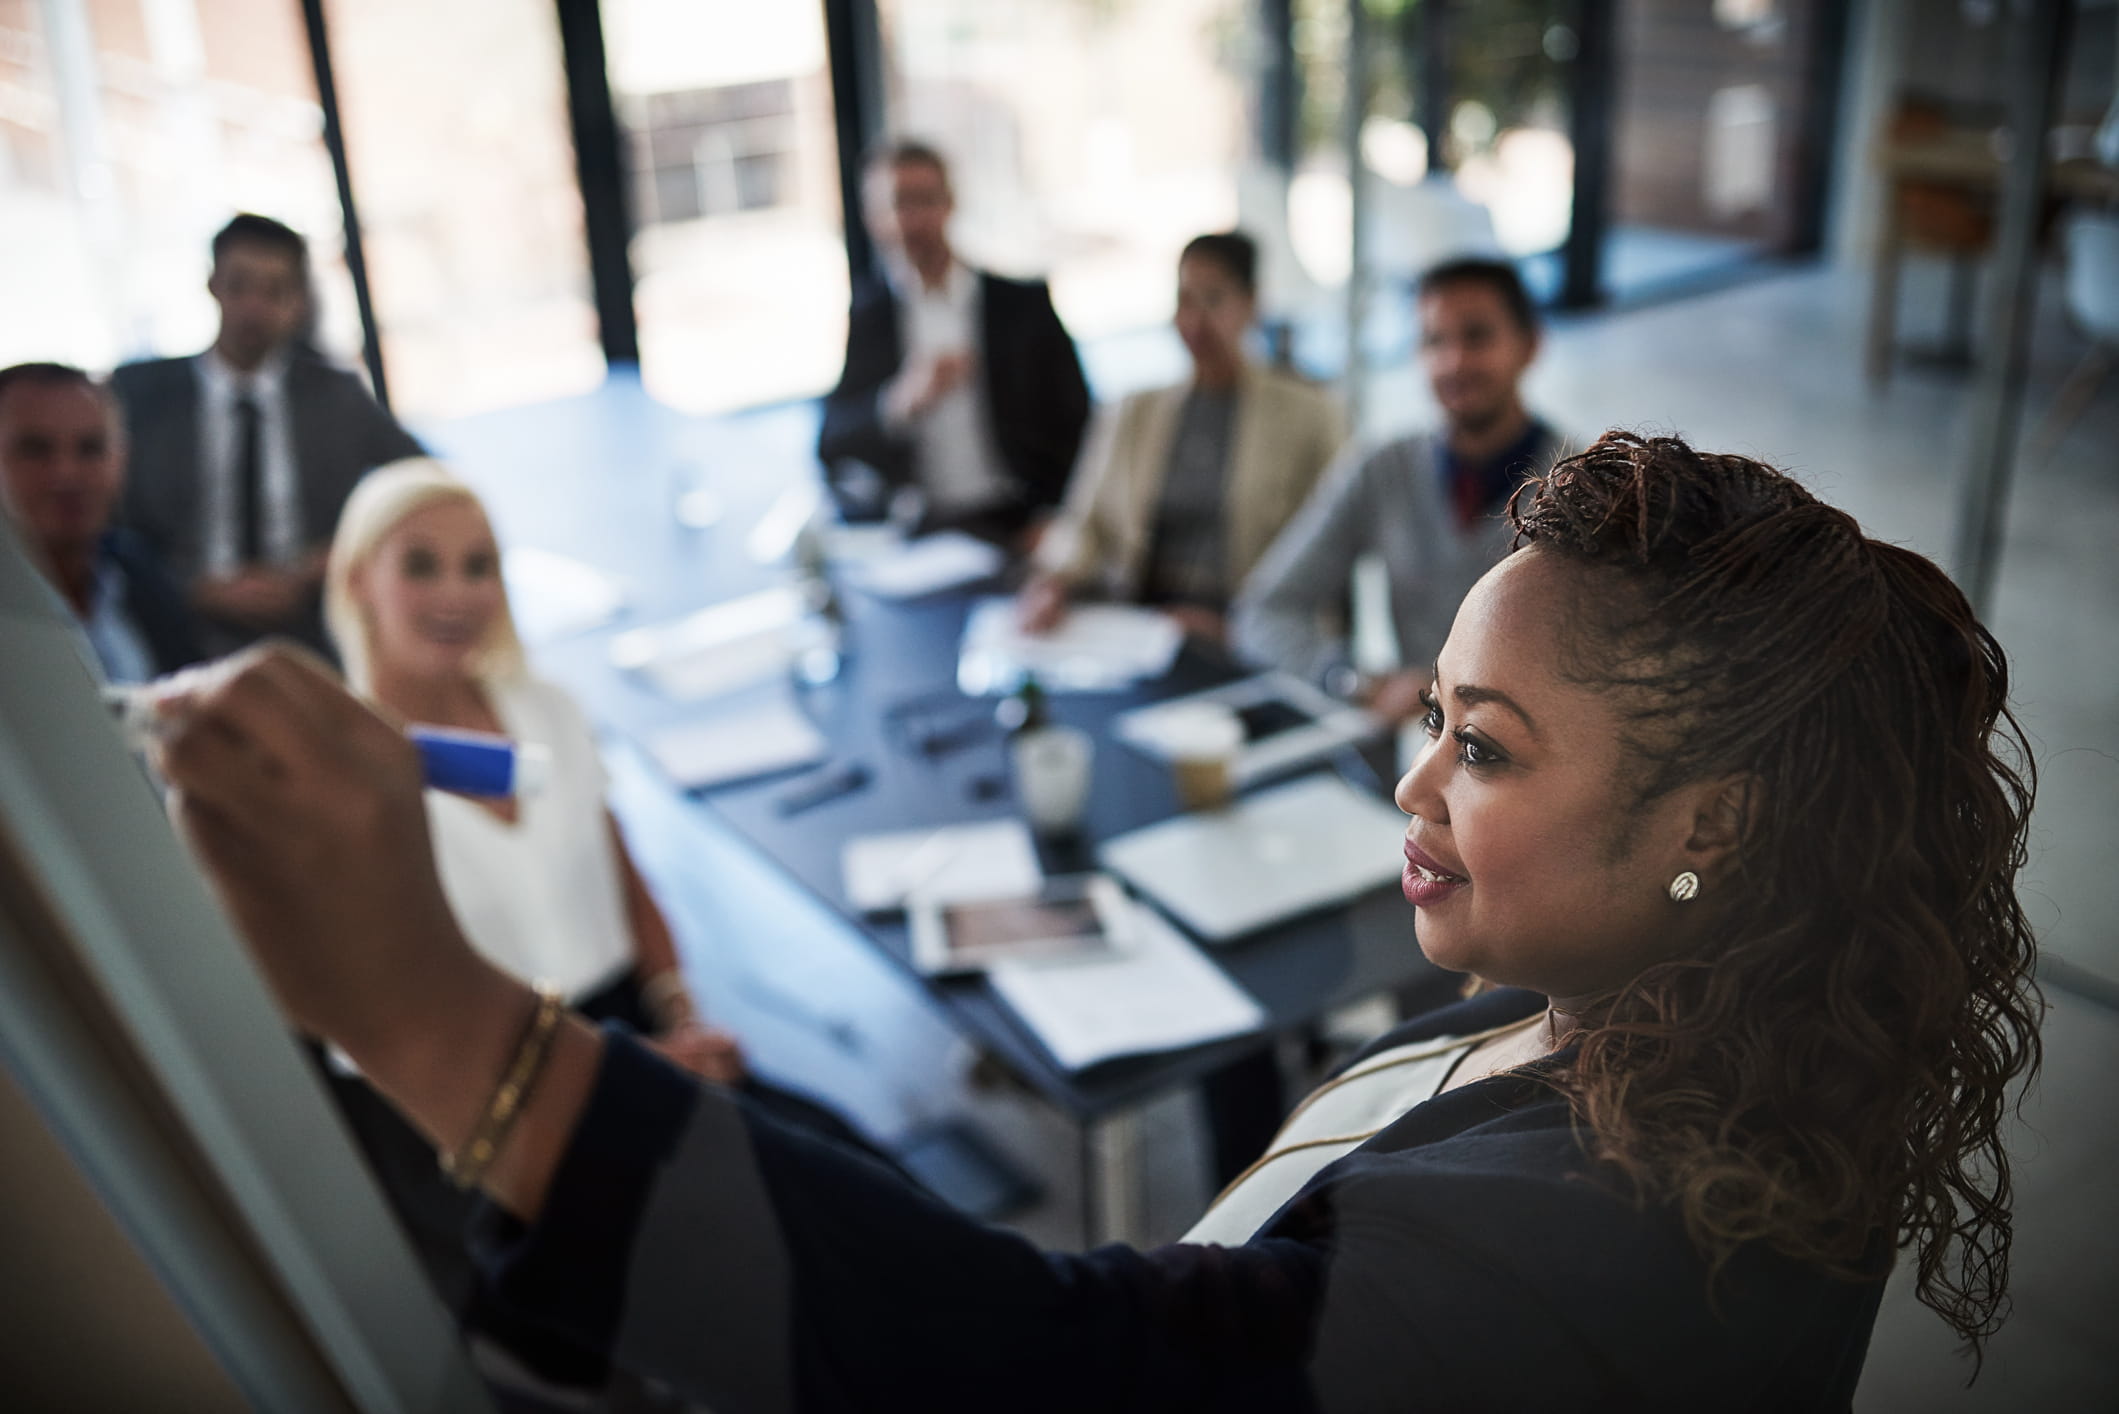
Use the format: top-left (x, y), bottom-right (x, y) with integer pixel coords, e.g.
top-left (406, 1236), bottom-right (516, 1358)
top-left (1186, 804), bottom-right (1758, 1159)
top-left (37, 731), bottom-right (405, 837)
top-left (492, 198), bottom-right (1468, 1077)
top-left (1097, 773), bottom-right (1410, 943)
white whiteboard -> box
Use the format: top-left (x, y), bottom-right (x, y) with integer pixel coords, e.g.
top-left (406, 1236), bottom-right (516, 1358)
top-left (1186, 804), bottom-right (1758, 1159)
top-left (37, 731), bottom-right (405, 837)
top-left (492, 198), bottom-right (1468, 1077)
top-left (0, 521), bottom-right (490, 1412)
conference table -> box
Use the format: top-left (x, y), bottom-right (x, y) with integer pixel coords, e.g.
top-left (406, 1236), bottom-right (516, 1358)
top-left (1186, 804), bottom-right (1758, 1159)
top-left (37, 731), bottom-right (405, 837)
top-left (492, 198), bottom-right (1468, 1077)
top-left (435, 378), bottom-right (1447, 1239)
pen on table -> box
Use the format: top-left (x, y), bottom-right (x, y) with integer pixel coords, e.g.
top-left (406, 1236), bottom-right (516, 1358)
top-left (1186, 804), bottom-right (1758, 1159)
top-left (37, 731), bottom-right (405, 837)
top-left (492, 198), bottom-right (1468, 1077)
top-left (101, 683), bottom-right (551, 799)
top-left (775, 760), bottom-right (871, 816)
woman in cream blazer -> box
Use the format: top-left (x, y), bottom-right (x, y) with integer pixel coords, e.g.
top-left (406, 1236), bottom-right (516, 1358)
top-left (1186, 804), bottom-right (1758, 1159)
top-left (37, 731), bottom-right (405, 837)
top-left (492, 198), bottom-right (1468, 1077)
top-left (1020, 233), bottom-right (1344, 641)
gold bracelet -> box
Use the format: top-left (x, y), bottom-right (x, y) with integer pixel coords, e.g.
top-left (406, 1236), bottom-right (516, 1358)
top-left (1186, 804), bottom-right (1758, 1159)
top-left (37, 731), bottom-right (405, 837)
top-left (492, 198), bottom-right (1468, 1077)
top-left (440, 983), bottom-right (566, 1190)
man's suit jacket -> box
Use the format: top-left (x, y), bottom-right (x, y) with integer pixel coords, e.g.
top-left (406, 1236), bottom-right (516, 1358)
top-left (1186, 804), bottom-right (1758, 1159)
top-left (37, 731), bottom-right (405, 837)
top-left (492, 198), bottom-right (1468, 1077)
top-left (112, 348), bottom-right (424, 587)
top-left (816, 268), bottom-right (1091, 529)
top-left (101, 528), bottom-right (205, 675)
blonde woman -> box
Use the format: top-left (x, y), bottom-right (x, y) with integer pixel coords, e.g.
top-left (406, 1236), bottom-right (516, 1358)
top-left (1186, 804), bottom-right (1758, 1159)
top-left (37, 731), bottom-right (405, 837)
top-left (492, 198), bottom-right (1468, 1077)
top-left (326, 458), bottom-right (735, 1074)
top-left (321, 460), bottom-right (886, 1386)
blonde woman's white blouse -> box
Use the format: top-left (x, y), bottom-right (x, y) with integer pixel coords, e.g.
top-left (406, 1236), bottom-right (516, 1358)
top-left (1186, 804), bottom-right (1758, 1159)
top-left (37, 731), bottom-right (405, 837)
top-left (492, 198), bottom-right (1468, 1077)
top-left (423, 674), bottom-right (634, 1000)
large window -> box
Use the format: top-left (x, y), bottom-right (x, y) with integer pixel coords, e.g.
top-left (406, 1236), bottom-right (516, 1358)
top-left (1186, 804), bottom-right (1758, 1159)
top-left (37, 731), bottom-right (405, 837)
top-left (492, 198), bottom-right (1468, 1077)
top-left (1603, 0), bottom-right (1814, 297)
top-left (1420, 0), bottom-right (1576, 270)
top-left (0, 0), bottom-right (359, 372)
top-left (322, 0), bottom-right (604, 420)
top-left (878, 0), bottom-right (1251, 384)
top-left (601, 0), bottom-right (849, 416)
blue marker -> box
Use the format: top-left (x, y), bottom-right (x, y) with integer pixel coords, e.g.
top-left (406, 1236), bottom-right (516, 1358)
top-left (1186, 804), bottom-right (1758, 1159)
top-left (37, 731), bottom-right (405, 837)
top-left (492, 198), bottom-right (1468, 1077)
top-left (404, 724), bottom-right (550, 798)
top-left (104, 686), bottom-right (549, 799)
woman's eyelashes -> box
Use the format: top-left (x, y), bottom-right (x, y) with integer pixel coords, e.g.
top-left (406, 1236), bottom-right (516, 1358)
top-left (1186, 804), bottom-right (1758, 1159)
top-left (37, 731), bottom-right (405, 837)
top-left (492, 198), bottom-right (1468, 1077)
top-left (1417, 690), bottom-right (1509, 769)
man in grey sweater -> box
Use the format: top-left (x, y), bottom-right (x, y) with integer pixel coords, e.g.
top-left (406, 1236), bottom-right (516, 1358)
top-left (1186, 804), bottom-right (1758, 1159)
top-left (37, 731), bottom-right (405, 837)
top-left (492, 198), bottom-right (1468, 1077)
top-left (1232, 258), bottom-right (1566, 722)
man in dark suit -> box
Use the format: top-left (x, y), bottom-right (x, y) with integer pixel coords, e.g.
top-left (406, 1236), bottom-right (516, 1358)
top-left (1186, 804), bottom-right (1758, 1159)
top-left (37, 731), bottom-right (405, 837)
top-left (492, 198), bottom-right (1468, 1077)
top-left (0, 362), bottom-right (202, 682)
top-left (114, 213), bottom-right (422, 654)
top-left (818, 140), bottom-right (1091, 546)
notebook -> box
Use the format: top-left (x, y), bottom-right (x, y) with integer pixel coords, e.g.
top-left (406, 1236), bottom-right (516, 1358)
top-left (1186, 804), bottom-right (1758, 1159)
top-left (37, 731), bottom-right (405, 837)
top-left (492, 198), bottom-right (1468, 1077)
top-left (609, 587), bottom-right (805, 702)
top-left (843, 532), bottom-right (1006, 600)
top-left (957, 598), bottom-right (1183, 695)
top-left (840, 819), bottom-right (1044, 913)
top-left (987, 897), bottom-right (1266, 1070)
top-left (643, 698), bottom-right (828, 790)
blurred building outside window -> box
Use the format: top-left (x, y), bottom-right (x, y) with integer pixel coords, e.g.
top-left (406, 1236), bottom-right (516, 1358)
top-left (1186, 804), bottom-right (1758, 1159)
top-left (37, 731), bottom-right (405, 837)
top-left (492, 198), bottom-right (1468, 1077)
top-left (0, 0), bottom-right (360, 374)
top-left (322, 0), bottom-right (604, 422)
top-left (602, 0), bottom-right (849, 417)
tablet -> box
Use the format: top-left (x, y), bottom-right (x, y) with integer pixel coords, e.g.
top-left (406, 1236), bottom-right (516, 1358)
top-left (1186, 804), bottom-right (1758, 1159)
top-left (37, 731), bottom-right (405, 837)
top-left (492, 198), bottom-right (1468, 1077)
top-left (1113, 672), bottom-right (1381, 786)
top-left (908, 874), bottom-right (1131, 976)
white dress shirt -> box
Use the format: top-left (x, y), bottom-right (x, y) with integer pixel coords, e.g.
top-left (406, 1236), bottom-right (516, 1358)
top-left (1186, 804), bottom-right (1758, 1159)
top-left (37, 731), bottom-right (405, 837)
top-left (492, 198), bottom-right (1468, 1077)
top-left (194, 348), bottom-right (302, 574)
top-left (881, 259), bottom-right (1011, 514)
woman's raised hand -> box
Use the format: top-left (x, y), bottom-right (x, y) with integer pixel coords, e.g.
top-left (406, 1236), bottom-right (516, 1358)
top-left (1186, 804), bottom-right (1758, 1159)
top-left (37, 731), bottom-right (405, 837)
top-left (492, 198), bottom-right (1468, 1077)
top-left (151, 645), bottom-right (499, 1064)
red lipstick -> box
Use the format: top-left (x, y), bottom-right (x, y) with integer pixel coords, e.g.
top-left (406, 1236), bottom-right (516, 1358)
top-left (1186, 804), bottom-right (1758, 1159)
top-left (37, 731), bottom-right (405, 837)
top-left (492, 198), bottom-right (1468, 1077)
top-left (1401, 837), bottom-right (1469, 907)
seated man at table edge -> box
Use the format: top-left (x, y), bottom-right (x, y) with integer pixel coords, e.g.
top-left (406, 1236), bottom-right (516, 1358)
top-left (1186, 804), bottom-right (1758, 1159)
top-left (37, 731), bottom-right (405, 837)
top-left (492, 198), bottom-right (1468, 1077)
top-left (0, 362), bottom-right (203, 682)
top-left (113, 212), bottom-right (423, 658)
top-left (1232, 256), bottom-right (1567, 722)
top-left (155, 431), bottom-right (2038, 1411)
top-left (817, 139), bottom-right (1092, 548)
top-left (1019, 231), bottom-right (1344, 646)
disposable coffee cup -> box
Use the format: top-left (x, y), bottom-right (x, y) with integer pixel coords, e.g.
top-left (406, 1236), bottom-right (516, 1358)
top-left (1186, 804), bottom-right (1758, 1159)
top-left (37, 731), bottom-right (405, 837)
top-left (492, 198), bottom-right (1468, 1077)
top-left (1011, 724), bottom-right (1095, 837)
top-left (1160, 704), bottom-right (1245, 812)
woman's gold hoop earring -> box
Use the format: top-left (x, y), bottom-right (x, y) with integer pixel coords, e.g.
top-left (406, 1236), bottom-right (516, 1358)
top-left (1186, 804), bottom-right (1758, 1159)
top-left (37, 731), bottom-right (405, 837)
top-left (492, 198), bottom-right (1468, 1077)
top-left (1667, 871), bottom-right (1701, 903)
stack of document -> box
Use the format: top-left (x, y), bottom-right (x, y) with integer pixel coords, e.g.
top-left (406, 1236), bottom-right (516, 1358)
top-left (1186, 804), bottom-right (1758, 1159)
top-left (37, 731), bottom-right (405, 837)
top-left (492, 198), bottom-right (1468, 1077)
top-left (502, 546), bottom-right (626, 643)
top-left (842, 532), bottom-right (1005, 600)
top-left (987, 900), bottom-right (1266, 1071)
top-left (840, 819), bottom-right (1044, 913)
top-left (609, 587), bottom-right (805, 702)
top-left (642, 697), bottom-right (828, 790)
top-left (957, 598), bottom-right (1184, 695)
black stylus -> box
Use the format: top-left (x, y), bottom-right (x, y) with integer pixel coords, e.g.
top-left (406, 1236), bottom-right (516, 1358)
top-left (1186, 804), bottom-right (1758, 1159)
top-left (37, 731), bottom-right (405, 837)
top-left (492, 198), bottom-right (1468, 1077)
top-left (776, 761), bottom-right (871, 816)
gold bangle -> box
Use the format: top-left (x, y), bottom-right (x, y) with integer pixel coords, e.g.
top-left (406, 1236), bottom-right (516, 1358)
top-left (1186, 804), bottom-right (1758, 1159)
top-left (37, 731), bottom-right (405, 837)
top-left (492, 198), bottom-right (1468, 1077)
top-left (440, 983), bottom-right (566, 1190)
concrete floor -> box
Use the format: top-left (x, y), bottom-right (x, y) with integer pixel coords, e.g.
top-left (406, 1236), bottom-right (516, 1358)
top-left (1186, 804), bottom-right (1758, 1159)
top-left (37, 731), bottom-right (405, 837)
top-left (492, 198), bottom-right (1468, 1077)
top-left (446, 256), bottom-right (2119, 1409)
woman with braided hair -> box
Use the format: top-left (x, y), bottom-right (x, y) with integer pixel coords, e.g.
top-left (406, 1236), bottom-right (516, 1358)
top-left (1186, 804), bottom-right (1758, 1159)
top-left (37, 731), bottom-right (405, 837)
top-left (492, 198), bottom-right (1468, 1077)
top-left (154, 430), bottom-right (2040, 1411)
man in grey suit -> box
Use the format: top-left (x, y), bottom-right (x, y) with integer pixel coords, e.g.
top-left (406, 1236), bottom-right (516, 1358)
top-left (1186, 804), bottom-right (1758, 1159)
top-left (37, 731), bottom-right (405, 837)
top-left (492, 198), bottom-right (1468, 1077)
top-left (114, 213), bottom-right (422, 655)
top-left (1232, 258), bottom-right (1566, 723)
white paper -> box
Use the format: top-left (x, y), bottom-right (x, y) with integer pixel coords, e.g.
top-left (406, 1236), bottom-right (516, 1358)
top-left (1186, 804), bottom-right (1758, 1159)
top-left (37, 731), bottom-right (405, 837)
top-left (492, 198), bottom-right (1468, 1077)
top-left (988, 899), bottom-right (1266, 1071)
top-left (502, 546), bottom-right (626, 643)
top-left (841, 819), bottom-right (1044, 912)
top-left (644, 698), bottom-right (827, 790)
top-left (610, 587), bottom-right (805, 702)
top-left (844, 532), bottom-right (1005, 599)
top-left (957, 598), bottom-right (1183, 695)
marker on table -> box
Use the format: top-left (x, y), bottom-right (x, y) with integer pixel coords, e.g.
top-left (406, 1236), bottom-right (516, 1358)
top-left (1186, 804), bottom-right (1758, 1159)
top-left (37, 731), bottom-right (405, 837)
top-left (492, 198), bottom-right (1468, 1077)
top-left (103, 685), bottom-right (550, 799)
